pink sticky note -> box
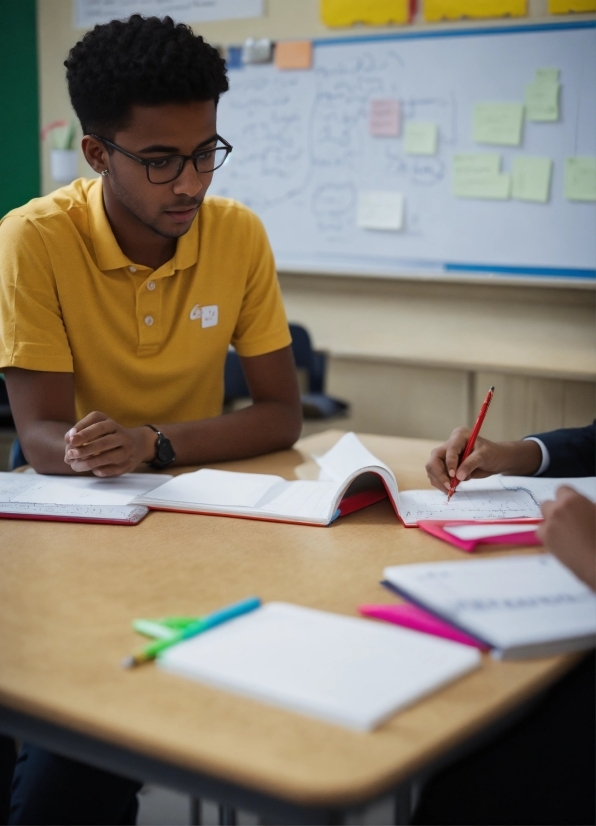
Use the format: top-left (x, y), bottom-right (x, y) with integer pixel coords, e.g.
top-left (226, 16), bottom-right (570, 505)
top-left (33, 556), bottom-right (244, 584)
top-left (370, 99), bottom-right (401, 137)
top-left (359, 603), bottom-right (490, 650)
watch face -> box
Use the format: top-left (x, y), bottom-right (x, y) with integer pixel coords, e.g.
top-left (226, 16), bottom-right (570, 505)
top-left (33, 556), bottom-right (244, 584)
top-left (156, 434), bottom-right (176, 464)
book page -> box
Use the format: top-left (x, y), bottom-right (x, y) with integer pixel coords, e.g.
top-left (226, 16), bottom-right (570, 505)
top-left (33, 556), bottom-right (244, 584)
top-left (255, 480), bottom-right (339, 521)
top-left (0, 472), bottom-right (169, 507)
top-left (141, 468), bottom-right (283, 509)
top-left (313, 433), bottom-right (397, 493)
top-left (397, 487), bottom-right (541, 525)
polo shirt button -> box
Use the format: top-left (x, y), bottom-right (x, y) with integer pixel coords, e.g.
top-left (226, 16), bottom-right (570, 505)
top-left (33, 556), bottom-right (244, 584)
top-left (129, 265), bottom-right (137, 273)
top-left (144, 315), bottom-right (154, 326)
top-left (147, 281), bottom-right (156, 291)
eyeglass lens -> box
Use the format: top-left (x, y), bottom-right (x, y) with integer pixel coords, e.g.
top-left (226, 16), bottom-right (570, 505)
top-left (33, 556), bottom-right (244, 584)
top-left (147, 146), bottom-right (229, 183)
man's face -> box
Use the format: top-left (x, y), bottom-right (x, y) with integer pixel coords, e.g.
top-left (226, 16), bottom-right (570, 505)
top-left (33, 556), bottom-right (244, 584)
top-left (104, 100), bottom-right (218, 239)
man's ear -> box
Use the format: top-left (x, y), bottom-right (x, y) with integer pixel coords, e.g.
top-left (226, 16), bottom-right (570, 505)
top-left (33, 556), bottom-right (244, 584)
top-left (81, 135), bottom-right (109, 175)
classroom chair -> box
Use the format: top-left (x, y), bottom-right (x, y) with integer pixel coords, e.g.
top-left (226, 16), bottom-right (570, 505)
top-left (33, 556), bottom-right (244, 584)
top-left (225, 323), bottom-right (349, 419)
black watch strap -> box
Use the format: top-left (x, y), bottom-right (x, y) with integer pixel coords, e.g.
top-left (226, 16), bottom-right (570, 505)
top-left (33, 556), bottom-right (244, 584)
top-left (144, 424), bottom-right (176, 469)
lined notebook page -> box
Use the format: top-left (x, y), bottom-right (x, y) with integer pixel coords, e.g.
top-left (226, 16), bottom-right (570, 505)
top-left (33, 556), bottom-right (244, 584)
top-left (397, 488), bottom-right (541, 525)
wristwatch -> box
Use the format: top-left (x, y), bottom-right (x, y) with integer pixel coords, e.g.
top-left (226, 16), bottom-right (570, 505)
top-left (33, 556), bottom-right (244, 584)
top-left (144, 424), bottom-right (176, 469)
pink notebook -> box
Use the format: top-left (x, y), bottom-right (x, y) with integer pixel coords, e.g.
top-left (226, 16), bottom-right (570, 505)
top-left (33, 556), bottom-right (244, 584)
top-left (418, 520), bottom-right (541, 553)
top-left (359, 603), bottom-right (490, 650)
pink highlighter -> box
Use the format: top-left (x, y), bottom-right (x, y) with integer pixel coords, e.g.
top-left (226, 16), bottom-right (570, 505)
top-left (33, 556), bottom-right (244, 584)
top-left (359, 603), bottom-right (490, 651)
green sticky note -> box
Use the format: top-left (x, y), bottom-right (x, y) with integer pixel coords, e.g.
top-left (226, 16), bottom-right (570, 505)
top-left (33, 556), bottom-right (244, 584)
top-left (453, 153), bottom-right (511, 200)
top-left (535, 67), bottom-right (559, 83)
top-left (512, 156), bottom-right (552, 203)
top-left (403, 122), bottom-right (438, 155)
top-left (525, 82), bottom-right (559, 122)
top-left (564, 157), bottom-right (596, 202)
top-left (473, 102), bottom-right (524, 147)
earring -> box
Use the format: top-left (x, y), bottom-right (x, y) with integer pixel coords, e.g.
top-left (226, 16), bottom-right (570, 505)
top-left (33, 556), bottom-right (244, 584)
top-left (101, 169), bottom-right (109, 176)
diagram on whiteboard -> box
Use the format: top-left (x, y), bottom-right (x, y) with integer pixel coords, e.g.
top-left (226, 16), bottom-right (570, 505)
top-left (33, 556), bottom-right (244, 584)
top-left (211, 25), bottom-right (596, 278)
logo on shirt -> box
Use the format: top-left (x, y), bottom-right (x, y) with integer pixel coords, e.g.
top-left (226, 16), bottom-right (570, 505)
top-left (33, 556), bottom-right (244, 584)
top-left (190, 304), bottom-right (218, 328)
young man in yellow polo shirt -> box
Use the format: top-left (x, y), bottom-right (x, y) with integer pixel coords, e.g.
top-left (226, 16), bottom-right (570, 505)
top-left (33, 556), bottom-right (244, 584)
top-left (0, 16), bottom-right (301, 481)
top-left (0, 15), bottom-right (301, 825)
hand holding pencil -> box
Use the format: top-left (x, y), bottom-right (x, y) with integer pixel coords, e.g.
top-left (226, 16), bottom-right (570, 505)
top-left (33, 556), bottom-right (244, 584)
top-left (425, 388), bottom-right (547, 494)
top-left (447, 386), bottom-right (494, 501)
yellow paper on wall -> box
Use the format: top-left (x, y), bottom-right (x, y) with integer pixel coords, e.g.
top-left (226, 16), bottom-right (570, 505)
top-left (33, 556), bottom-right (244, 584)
top-left (473, 102), bottom-right (524, 146)
top-left (549, 0), bottom-right (596, 13)
top-left (512, 157), bottom-right (552, 203)
top-left (321, 0), bottom-right (410, 26)
top-left (453, 153), bottom-right (511, 200)
top-left (403, 122), bottom-right (438, 155)
top-left (424, 0), bottom-right (526, 22)
top-left (525, 82), bottom-right (559, 122)
top-left (564, 157), bottom-right (596, 202)
top-left (535, 68), bottom-right (559, 83)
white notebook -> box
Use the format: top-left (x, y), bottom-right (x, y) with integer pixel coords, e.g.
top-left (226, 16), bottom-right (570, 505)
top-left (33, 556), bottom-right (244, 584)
top-left (0, 471), bottom-right (171, 507)
top-left (158, 602), bottom-right (481, 731)
top-left (135, 433), bottom-right (544, 526)
top-left (384, 555), bottom-right (596, 660)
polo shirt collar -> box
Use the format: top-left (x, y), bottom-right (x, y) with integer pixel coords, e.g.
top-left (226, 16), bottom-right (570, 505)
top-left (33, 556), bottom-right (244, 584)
top-left (88, 178), bottom-right (200, 273)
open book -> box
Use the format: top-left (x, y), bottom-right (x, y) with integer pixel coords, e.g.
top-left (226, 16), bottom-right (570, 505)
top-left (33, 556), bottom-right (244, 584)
top-left (134, 433), bottom-right (544, 527)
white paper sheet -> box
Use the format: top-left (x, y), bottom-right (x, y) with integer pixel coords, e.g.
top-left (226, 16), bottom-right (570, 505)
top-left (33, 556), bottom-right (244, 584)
top-left (74, 0), bottom-right (264, 28)
top-left (444, 523), bottom-right (538, 540)
top-left (357, 191), bottom-right (404, 231)
top-left (500, 476), bottom-right (596, 504)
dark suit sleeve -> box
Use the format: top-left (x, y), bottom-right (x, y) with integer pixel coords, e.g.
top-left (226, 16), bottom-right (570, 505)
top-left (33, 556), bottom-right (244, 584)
top-left (528, 420), bottom-right (596, 477)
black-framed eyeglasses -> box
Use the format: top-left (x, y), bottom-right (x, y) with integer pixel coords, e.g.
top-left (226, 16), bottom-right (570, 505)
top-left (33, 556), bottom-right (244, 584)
top-left (91, 133), bottom-right (233, 184)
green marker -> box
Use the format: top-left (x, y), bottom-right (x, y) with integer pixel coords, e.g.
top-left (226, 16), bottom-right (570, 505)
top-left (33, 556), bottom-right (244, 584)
top-left (122, 597), bottom-right (261, 668)
top-left (132, 619), bottom-right (179, 640)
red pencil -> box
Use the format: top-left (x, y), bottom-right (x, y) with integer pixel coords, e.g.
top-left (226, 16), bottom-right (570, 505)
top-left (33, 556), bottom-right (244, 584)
top-left (447, 386), bottom-right (495, 502)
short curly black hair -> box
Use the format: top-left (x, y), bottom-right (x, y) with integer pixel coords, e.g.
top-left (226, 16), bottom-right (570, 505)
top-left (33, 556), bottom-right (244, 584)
top-left (65, 15), bottom-right (229, 136)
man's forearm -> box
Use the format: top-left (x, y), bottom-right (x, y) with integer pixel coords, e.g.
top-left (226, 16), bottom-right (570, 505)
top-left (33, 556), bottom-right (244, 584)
top-left (158, 400), bottom-right (302, 466)
top-left (20, 420), bottom-right (77, 474)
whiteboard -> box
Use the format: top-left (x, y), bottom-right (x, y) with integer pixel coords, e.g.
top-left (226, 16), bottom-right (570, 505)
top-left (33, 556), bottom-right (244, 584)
top-left (210, 22), bottom-right (596, 282)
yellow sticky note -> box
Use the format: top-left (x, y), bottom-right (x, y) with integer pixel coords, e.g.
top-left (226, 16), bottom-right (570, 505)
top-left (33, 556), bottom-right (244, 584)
top-left (512, 157), bottom-right (552, 203)
top-left (424, 0), bottom-right (526, 21)
top-left (403, 122), bottom-right (438, 155)
top-left (535, 68), bottom-right (559, 83)
top-left (473, 102), bottom-right (524, 147)
top-left (453, 153), bottom-right (511, 199)
top-left (320, 0), bottom-right (410, 25)
top-left (275, 41), bottom-right (312, 70)
top-left (549, 0), bottom-right (596, 12)
top-left (525, 82), bottom-right (559, 122)
top-left (564, 157), bottom-right (596, 202)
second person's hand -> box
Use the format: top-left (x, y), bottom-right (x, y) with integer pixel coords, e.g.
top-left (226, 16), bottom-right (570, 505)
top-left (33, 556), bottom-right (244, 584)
top-left (64, 411), bottom-right (156, 476)
top-left (425, 427), bottom-right (543, 492)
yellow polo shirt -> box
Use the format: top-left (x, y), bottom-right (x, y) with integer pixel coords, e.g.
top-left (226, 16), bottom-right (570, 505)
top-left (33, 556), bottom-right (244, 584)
top-left (0, 178), bottom-right (291, 427)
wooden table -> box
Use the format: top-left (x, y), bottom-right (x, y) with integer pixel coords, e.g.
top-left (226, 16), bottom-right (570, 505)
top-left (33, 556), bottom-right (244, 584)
top-left (0, 431), bottom-right (577, 824)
